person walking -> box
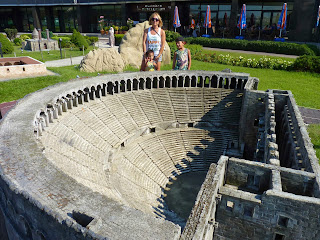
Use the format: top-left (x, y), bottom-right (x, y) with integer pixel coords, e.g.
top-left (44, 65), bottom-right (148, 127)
top-left (141, 12), bottom-right (166, 71)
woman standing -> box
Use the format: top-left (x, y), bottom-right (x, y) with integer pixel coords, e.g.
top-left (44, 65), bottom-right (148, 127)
top-left (141, 12), bottom-right (166, 71)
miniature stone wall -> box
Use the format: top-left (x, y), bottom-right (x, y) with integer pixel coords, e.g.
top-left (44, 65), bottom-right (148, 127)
top-left (0, 71), bottom-right (257, 240)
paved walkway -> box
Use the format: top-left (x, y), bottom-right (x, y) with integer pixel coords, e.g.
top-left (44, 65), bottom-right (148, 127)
top-left (203, 47), bottom-right (298, 59)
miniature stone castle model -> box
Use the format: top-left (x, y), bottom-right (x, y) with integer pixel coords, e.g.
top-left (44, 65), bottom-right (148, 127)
top-left (0, 71), bottom-right (319, 239)
top-left (22, 28), bottom-right (58, 51)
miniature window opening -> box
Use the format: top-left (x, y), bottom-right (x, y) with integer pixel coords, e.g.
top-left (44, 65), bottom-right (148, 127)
top-left (71, 211), bottom-right (94, 228)
top-left (23, 67), bottom-right (26, 71)
top-left (274, 233), bottom-right (285, 240)
top-left (254, 118), bottom-right (259, 126)
top-left (226, 201), bottom-right (234, 212)
top-left (243, 206), bottom-right (254, 217)
top-left (150, 127), bottom-right (156, 133)
top-left (278, 216), bottom-right (289, 228)
top-left (188, 122), bottom-right (194, 128)
top-left (121, 142), bottom-right (125, 147)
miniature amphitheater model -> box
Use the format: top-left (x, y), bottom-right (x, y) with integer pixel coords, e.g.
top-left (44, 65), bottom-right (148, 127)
top-left (0, 70), bottom-right (319, 240)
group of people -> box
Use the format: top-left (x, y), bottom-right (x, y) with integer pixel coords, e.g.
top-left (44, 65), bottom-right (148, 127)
top-left (140, 12), bottom-right (191, 72)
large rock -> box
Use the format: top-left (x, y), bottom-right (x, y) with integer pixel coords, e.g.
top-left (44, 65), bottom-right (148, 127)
top-left (119, 21), bottom-right (171, 68)
top-left (79, 48), bottom-right (125, 73)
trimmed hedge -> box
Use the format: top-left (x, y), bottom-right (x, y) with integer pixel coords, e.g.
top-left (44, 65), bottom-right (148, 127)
top-left (0, 34), bottom-right (14, 54)
top-left (41, 31), bottom-right (54, 39)
top-left (165, 30), bottom-right (182, 42)
top-left (115, 34), bottom-right (124, 45)
top-left (52, 36), bottom-right (74, 48)
top-left (168, 41), bottom-right (203, 58)
top-left (185, 37), bottom-right (316, 56)
top-left (70, 29), bottom-right (89, 50)
top-left (13, 38), bottom-right (22, 46)
top-left (292, 55), bottom-right (320, 73)
top-left (84, 36), bottom-right (98, 45)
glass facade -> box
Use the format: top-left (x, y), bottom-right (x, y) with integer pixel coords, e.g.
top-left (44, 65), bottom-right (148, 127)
top-left (0, 0), bottom-right (316, 42)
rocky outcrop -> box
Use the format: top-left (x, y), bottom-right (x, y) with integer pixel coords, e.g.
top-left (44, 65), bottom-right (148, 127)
top-left (79, 48), bottom-right (125, 73)
top-left (119, 21), bottom-right (171, 68)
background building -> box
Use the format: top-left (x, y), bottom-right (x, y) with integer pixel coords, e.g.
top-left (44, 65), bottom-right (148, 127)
top-left (0, 0), bottom-right (319, 42)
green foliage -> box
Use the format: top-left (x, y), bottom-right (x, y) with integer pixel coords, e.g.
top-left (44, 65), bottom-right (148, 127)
top-left (185, 37), bottom-right (317, 56)
top-left (13, 38), bottom-right (22, 46)
top-left (192, 51), bottom-right (294, 70)
top-left (52, 36), bottom-right (73, 48)
top-left (306, 44), bottom-right (320, 56)
top-left (115, 34), bottom-right (124, 45)
top-left (4, 28), bottom-right (18, 41)
top-left (0, 34), bottom-right (14, 54)
top-left (41, 31), bottom-right (54, 39)
top-left (168, 41), bottom-right (203, 58)
top-left (165, 30), bottom-right (181, 42)
top-left (20, 34), bottom-right (31, 41)
top-left (84, 36), bottom-right (98, 45)
top-left (292, 55), bottom-right (320, 73)
top-left (70, 29), bottom-right (89, 50)
top-left (121, 26), bottom-right (129, 31)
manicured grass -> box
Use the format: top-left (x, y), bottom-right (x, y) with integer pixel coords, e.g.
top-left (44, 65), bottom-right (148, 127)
top-left (3, 45), bottom-right (96, 62)
top-left (308, 124), bottom-right (320, 160)
top-left (0, 66), bottom-right (115, 103)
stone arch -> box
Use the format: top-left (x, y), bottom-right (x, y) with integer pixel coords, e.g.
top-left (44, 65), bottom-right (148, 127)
top-left (237, 79), bottom-right (243, 89)
top-left (224, 78), bottom-right (230, 89)
top-left (184, 76), bottom-right (190, 87)
top-left (218, 77), bottom-right (224, 88)
top-left (107, 82), bottom-right (114, 95)
top-left (191, 76), bottom-right (197, 87)
top-left (127, 79), bottom-right (132, 91)
top-left (211, 75), bottom-right (218, 88)
top-left (114, 81), bottom-right (120, 93)
top-left (159, 77), bottom-right (164, 88)
top-left (4, 62), bottom-right (12, 66)
top-left (230, 77), bottom-right (237, 89)
top-left (146, 78), bottom-right (152, 89)
top-left (120, 80), bottom-right (126, 92)
top-left (152, 77), bottom-right (158, 88)
top-left (139, 78), bottom-right (145, 90)
top-left (178, 76), bottom-right (184, 87)
top-left (133, 78), bottom-right (138, 90)
top-left (165, 76), bottom-right (171, 88)
top-left (172, 76), bottom-right (177, 88)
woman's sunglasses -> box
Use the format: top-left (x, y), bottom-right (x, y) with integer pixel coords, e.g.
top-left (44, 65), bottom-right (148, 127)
top-left (152, 18), bottom-right (159, 22)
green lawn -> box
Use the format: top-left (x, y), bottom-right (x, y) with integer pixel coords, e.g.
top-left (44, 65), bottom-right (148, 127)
top-left (4, 45), bottom-right (96, 62)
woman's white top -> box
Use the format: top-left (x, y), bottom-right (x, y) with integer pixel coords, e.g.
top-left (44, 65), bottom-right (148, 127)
top-left (146, 27), bottom-right (162, 57)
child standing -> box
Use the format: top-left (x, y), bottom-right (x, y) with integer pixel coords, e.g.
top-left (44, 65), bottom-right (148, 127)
top-left (172, 37), bottom-right (191, 70)
top-left (141, 49), bottom-right (157, 71)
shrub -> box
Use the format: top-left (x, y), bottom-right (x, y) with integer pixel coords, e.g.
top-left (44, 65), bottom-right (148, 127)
top-left (292, 55), bottom-right (320, 73)
top-left (70, 29), bottom-right (89, 50)
top-left (13, 38), bottom-right (22, 46)
top-left (306, 44), bottom-right (320, 56)
top-left (84, 36), bottom-right (98, 45)
top-left (0, 34), bottom-right (14, 54)
top-left (41, 31), bottom-right (54, 39)
top-left (165, 30), bottom-right (181, 42)
top-left (20, 34), bottom-right (31, 41)
top-left (4, 28), bottom-right (18, 41)
top-left (115, 34), bottom-right (124, 45)
top-left (168, 41), bottom-right (203, 58)
top-left (52, 36), bottom-right (74, 48)
top-left (185, 37), bottom-right (316, 56)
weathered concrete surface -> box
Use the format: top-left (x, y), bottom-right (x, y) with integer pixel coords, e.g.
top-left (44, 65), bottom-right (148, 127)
top-left (119, 21), bottom-right (171, 68)
top-left (79, 48), bottom-right (125, 72)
